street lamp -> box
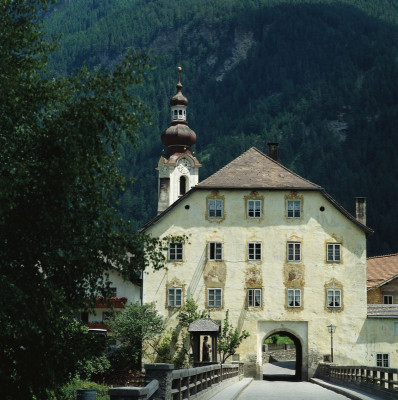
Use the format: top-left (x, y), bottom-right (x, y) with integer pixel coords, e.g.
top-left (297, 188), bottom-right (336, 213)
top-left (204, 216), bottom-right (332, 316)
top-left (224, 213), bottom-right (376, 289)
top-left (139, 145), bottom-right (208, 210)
top-left (327, 324), bottom-right (337, 363)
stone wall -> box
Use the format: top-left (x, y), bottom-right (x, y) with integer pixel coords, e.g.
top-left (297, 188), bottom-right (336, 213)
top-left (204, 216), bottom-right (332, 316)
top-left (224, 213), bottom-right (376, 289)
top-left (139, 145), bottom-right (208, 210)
top-left (263, 347), bottom-right (297, 363)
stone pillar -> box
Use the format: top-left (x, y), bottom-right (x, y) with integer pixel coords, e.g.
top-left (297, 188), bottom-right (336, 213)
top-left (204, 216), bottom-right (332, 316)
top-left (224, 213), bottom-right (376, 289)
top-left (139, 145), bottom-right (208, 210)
top-left (145, 363), bottom-right (174, 400)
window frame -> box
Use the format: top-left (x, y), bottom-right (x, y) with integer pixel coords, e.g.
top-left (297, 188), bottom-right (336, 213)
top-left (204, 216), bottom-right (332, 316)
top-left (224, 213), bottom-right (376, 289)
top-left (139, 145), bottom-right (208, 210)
top-left (327, 289), bottom-right (342, 309)
top-left (168, 242), bottom-right (183, 262)
top-left (207, 288), bottom-right (222, 308)
top-left (247, 288), bottom-right (262, 308)
top-left (287, 288), bottom-right (301, 308)
top-left (287, 199), bottom-right (301, 218)
top-left (376, 353), bottom-right (389, 368)
top-left (208, 198), bottom-right (223, 218)
top-left (248, 242), bottom-right (262, 261)
top-left (383, 295), bottom-right (393, 304)
top-left (287, 242), bottom-right (301, 262)
top-left (247, 199), bottom-right (262, 218)
top-left (208, 242), bottom-right (223, 261)
top-left (167, 287), bottom-right (183, 308)
top-left (327, 243), bottom-right (341, 263)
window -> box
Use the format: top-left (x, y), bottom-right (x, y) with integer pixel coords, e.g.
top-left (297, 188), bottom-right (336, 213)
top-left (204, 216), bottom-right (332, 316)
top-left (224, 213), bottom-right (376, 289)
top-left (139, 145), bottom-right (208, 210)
top-left (376, 353), bottom-right (389, 367)
top-left (248, 242), bottom-right (262, 261)
top-left (327, 289), bottom-right (341, 308)
top-left (167, 288), bottom-right (182, 307)
top-left (247, 289), bottom-right (262, 307)
top-left (247, 199), bottom-right (262, 218)
top-left (327, 243), bottom-right (341, 262)
top-left (208, 199), bottom-right (223, 218)
top-left (168, 243), bottom-right (183, 261)
top-left (287, 200), bottom-right (301, 218)
top-left (287, 242), bottom-right (301, 262)
top-left (383, 295), bottom-right (393, 304)
top-left (287, 289), bottom-right (301, 307)
top-left (208, 242), bottom-right (222, 261)
top-left (109, 287), bottom-right (117, 297)
top-left (179, 176), bottom-right (187, 196)
top-left (207, 288), bottom-right (222, 308)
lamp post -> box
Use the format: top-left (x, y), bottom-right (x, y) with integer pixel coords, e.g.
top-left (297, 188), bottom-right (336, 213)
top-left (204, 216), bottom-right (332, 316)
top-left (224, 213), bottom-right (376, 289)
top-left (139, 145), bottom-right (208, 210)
top-left (327, 324), bottom-right (337, 363)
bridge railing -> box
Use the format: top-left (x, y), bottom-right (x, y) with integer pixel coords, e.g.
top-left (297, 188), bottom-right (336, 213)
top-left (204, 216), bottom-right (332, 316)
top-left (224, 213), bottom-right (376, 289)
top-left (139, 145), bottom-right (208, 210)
top-left (108, 362), bottom-right (241, 400)
top-left (316, 363), bottom-right (398, 399)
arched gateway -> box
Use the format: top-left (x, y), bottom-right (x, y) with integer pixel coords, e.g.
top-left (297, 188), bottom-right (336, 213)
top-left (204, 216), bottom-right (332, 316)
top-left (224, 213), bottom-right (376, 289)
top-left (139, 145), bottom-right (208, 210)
top-left (258, 322), bottom-right (308, 381)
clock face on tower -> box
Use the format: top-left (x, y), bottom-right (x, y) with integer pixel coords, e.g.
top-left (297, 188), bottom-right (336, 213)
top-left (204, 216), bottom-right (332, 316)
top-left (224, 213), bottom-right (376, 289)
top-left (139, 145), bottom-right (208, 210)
top-left (177, 158), bottom-right (191, 174)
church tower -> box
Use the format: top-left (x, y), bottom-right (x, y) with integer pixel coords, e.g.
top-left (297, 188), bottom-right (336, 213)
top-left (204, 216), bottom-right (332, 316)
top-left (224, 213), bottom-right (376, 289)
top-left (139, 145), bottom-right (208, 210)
top-left (157, 67), bottom-right (201, 214)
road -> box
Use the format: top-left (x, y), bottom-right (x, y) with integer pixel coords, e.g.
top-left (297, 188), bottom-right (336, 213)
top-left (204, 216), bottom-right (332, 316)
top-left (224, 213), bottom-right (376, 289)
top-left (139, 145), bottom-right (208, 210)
top-left (237, 380), bottom-right (350, 399)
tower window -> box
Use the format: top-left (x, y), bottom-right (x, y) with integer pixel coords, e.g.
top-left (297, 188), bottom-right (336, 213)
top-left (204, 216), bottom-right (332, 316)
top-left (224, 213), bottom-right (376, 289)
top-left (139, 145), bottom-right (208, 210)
top-left (179, 176), bottom-right (187, 196)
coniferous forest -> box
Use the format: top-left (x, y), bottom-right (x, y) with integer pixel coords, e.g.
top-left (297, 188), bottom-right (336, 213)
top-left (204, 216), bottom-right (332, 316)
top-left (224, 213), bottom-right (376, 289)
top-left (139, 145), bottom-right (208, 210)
top-left (44, 0), bottom-right (398, 256)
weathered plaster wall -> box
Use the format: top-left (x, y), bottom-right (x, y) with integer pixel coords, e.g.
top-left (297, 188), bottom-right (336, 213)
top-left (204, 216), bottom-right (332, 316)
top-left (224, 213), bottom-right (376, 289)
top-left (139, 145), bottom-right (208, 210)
top-left (359, 318), bottom-right (398, 367)
top-left (144, 189), bottom-right (368, 378)
top-left (89, 270), bottom-right (141, 323)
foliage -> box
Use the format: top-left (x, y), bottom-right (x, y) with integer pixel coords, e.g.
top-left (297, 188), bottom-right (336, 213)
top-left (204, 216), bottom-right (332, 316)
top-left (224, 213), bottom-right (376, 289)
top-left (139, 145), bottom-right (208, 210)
top-left (217, 311), bottom-right (250, 364)
top-left (177, 298), bottom-right (208, 328)
top-left (44, 0), bottom-right (398, 256)
top-left (264, 334), bottom-right (294, 345)
top-left (107, 303), bottom-right (164, 368)
top-left (0, 1), bottom-right (168, 398)
top-left (55, 379), bottom-right (110, 400)
top-left (150, 298), bottom-right (207, 368)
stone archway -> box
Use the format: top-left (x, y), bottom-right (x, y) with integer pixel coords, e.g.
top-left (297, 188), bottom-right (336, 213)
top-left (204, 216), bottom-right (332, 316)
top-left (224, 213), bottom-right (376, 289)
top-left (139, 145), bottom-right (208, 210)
top-left (257, 322), bottom-right (308, 381)
top-left (262, 330), bottom-right (302, 380)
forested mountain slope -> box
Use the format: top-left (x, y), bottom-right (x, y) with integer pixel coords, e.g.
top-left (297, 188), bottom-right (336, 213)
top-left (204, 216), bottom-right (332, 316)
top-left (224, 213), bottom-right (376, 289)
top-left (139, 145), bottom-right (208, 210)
top-left (45, 0), bottom-right (398, 256)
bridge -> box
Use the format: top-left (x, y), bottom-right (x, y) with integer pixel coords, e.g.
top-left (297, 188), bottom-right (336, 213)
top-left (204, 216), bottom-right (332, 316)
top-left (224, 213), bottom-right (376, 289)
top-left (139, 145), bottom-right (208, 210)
top-left (106, 362), bottom-right (397, 400)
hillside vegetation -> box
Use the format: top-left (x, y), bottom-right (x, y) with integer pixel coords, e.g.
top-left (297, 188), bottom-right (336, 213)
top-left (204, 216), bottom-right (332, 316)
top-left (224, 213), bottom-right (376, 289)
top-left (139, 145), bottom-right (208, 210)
top-left (45, 0), bottom-right (398, 256)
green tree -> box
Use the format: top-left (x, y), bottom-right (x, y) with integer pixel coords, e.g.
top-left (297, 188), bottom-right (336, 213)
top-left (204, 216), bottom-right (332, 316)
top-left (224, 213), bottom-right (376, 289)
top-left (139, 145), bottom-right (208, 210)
top-left (107, 303), bottom-right (164, 368)
top-left (0, 1), bottom-right (166, 398)
top-left (217, 310), bottom-right (250, 364)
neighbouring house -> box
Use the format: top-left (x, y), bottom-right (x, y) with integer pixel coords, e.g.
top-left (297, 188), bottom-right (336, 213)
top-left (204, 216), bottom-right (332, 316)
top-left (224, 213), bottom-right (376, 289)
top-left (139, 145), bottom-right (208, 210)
top-left (366, 253), bottom-right (398, 368)
top-left (82, 265), bottom-right (142, 332)
top-left (367, 253), bottom-right (398, 304)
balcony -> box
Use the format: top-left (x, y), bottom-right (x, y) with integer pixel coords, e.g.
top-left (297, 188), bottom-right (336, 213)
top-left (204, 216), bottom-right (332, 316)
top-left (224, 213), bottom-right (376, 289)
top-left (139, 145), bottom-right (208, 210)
top-left (93, 296), bottom-right (128, 309)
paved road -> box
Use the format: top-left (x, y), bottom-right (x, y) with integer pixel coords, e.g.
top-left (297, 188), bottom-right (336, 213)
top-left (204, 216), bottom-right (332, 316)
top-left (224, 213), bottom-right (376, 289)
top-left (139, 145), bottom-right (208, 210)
top-left (263, 361), bottom-right (296, 378)
top-left (237, 380), bottom-right (350, 399)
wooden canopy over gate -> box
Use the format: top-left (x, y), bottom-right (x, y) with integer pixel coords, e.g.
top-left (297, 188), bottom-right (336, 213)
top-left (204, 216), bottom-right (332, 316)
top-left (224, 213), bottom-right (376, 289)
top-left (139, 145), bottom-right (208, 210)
top-left (188, 318), bottom-right (220, 365)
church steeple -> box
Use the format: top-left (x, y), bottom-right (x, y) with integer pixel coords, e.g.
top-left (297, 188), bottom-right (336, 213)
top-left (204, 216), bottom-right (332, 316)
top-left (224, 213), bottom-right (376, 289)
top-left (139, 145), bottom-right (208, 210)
top-left (157, 67), bottom-right (201, 214)
top-left (161, 67), bottom-right (197, 158)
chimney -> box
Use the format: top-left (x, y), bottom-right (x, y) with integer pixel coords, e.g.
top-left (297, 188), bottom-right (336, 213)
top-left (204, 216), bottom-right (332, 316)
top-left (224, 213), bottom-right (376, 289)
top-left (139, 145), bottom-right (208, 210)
top-left (267, 142), bottom-right (279, 161)
top-left (355, 197), bottom-right (366, 225)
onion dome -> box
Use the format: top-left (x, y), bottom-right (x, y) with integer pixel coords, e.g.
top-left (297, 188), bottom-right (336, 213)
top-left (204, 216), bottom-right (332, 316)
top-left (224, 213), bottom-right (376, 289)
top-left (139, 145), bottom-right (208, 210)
top-left (161, 67), bottom-right (196, 157)
top-left (170, 67), bottom-right (188, 107)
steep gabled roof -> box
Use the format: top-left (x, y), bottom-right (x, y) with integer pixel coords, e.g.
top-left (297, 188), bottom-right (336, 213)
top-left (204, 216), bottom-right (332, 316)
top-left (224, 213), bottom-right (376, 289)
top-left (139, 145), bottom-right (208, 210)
top-left (197, 147), bottom-right (321, 190)
top-left (140, 147), bottom-right (373, 235)
top-left (367, 253), bottom-right (398, 288)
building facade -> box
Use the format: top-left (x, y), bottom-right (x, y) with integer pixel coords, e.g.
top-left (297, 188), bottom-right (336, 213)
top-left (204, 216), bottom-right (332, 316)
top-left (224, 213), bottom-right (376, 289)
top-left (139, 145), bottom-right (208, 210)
top-left (139, 69), bottom-right (398, 379)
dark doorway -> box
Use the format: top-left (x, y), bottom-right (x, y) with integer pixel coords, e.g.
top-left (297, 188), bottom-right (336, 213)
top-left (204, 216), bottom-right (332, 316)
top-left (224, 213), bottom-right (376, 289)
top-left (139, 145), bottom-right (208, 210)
top-left (262, 331), bottom-right (302, 381)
